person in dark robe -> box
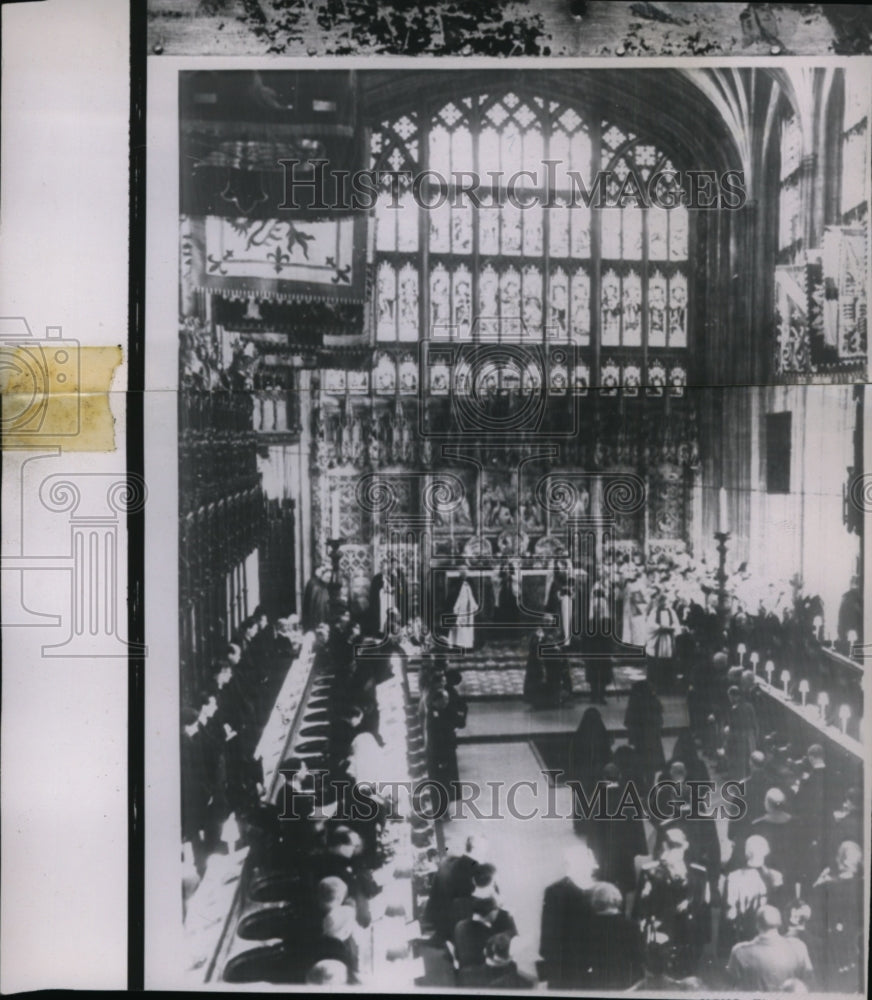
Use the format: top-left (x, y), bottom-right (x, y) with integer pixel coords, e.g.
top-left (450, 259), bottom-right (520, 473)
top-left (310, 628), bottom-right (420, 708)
top-left (725, 685), bottom-right (759, 780)
top-left (669, 730), bottom-right (711, 784)
top-left (748, 787), bottom-right (795, 885)
top-left (445, 668), bottom-right (469, 742)
top-left (538, 843), bottom-right (599, 989)
top-left (740, 668), bottom-right (772, 741)
top-left (523, 627), bottom-right (547, 705)
top-left (568, 707), bottom-right (612, 790)
top-left (540, 629), bottom-right (573, 706)
top-left (424, 835), bottom-right (489, 942)
top-left (368, 556), bottom-right (408, 637)
top-left (791, 744), bottom-right (830, 886)
top-left (454, 896), bottom-right (519, 971)
top-left (836, 575), bottom-right (862, 651)
top-left (180, 706), bottom-right (211, 875)
top-left (583, 653), bottom-right (614, 705)
top-left (425, 688), bottom-right (460, 804)
top-left (830, 788), bottom-right (863, 868)
top-left (728, 750), bottom-right (772, 856)
top-left (587, 762), bottom-right (648, 895)
top-left (302, 566), bottom-right (332, 632)
top-left (545, 558), bottom-right (569, 624)
top-left (624, 679), bottom-right (665, 791)
top-left (568, 707), bottom-right (613, 835)
top-left (809, 840), bottom-right (864, 993)
top-left (581, 882), bottom-right (645, 990)
top-left (494, 559), bottom-right (521, 637)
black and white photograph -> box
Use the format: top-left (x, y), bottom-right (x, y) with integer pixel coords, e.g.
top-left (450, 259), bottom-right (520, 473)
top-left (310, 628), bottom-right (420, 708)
top-left (2, 3), bottom-right (872, 994)
top-left (143, 60), bottom-right (870, 991)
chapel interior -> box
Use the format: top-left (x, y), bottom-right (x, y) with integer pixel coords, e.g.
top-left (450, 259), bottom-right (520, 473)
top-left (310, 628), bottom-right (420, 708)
top-left (177, 66), bottom-right (867, 990)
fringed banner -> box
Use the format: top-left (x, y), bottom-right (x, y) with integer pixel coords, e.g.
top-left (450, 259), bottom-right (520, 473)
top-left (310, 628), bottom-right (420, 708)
top-left (182, 214), bottom-right (368, 304)
top-left (823, 226), bottom-right (867, 361)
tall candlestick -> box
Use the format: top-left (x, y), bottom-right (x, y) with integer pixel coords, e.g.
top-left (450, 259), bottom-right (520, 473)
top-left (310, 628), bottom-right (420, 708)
top-left (331, 490), bottom-right (340, 537)
top-left (780, 669), bottom-right (790, 695)
top-left (798, 679), bottom-right (809, 706)
top-left (765, 660), bottom-right (774, 686)
top-left (737, 643), bottom-right (746, 667)
top-left (718, 486), bottom-right (729, 535)
top-left (750, 652), bottom-right (760, 675)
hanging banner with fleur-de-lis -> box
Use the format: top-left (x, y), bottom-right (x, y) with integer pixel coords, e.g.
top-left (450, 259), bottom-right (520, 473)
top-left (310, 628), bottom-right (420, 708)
top-left (183, 213), bottom-right (368, 303)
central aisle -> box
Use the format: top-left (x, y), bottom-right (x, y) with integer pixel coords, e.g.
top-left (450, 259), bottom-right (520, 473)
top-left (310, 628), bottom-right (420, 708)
top-left (442, 740), bottom-right (580, 980)
top-left (434, 696), bottom-right (688, 980)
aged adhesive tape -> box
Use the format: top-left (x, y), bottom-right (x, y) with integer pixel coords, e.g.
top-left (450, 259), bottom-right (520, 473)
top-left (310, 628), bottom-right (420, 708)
top-left (0, 344), bottom-right (122, 451)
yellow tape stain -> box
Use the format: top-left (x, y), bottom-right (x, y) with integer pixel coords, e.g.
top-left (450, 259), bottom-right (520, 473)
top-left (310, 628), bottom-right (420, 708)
top-left (0, 345), bottom-right (122, 451)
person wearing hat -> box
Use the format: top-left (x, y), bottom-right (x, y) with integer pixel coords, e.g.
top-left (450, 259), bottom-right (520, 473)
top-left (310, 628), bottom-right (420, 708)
top-left (633, 826), bottom-right (711, 978)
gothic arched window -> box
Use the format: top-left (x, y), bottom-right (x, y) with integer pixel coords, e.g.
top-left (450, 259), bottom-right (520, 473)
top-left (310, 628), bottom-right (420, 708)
top-left (371, 91), bottom-right (688, 390)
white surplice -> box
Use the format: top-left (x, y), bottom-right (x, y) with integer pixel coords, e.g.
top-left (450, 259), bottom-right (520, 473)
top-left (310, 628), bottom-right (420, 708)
top-left (449, 580), bottom-right (478, 650)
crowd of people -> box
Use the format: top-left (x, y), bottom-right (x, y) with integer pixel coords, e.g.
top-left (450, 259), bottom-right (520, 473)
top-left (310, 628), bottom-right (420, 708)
top-left (180, 606), bottom-right (306, 875)
top-left (549, 684), bottom-right (865, 992)
top-left (183, 583), bottom-right (426, 985)
top-left (182, 547), bottom-right (864, 991)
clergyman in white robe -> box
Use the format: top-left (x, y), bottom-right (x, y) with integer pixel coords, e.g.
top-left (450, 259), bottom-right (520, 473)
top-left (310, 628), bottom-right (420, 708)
top-left (449, 578), bottom-right (479, 650)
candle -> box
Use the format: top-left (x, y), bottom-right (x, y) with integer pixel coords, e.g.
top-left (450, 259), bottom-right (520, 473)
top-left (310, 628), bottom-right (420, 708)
top-left (331, 490), bottom-right (340, 537)
top-left (798, 679), bottom-right (809, 706)
top-left (718, 487), bottom-right (729, 534)
top-left (780, 668), bottom-right (790, 694)
top-left (813, 616), bottom-right (823, 641)
top-left (839, 704), bottom-right (851, 735)
top-left (737, 643), bottom-right (746, 667)
top-left (750, 652), bottom-right (760, 675)
top-left (817, 691), bottom-right (829, 721)
top-left (765, 660), bottom-right (774, 686)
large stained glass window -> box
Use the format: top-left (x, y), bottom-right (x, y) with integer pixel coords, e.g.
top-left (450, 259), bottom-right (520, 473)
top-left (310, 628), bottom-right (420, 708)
top-left (372, 90), bottom-right (689, 387)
